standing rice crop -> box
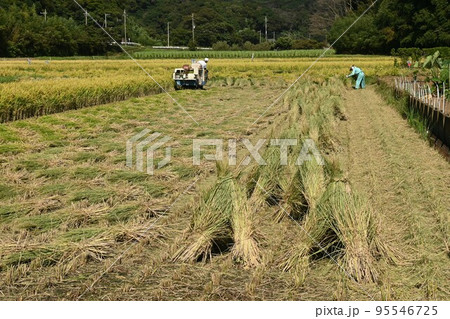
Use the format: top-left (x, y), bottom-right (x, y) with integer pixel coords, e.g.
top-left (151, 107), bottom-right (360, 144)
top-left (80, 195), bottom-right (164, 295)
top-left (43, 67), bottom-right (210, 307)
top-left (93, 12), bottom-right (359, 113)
top-left (133, 49), bottom-right (336, 60)
top-left (0, 57), bottom-right (395, 123)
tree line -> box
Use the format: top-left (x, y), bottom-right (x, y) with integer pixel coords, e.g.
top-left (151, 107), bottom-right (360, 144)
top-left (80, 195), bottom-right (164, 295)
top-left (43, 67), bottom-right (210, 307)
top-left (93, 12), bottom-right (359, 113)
top-left (329, 0), bottom-right (450, 54)
top-left (0, 4), bottom-right (113, 56)
top-left (0, 0), bottom-right (448, 57)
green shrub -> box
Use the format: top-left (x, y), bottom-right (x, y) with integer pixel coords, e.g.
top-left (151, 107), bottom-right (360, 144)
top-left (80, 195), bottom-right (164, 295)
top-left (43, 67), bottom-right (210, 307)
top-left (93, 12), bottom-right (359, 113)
top-left (292, 39), bottom-right (324, 50)
top-left (212, 41), bottom-right (230, 51)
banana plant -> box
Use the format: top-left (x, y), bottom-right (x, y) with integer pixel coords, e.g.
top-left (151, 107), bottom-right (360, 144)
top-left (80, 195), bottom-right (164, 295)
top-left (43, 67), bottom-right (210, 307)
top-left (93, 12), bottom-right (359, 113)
top-left (423, 50), bottom-right (443, 69)
top-left (422, 51), bottom-right (449, 98)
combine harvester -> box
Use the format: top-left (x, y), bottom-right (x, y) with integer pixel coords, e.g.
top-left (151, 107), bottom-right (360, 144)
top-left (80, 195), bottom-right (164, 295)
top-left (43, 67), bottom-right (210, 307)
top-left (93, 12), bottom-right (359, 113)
top-left (173, 60), bottom-right (208, 90)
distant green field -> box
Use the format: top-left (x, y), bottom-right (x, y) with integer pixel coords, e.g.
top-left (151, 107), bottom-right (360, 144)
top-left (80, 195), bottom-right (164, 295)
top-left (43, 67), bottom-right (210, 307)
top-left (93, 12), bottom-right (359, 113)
top-left (133, 49), bottom-right (335, 59)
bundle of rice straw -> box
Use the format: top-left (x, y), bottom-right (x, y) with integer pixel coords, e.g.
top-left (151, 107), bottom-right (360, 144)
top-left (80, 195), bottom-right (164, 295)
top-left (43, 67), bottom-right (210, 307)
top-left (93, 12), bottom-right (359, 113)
top-left (173, 163), bottom-right (261, 266)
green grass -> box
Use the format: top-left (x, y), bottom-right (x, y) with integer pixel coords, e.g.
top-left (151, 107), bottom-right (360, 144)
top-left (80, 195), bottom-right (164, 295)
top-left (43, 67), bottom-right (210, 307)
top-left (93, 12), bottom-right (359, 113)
top-left (37, 168), bottom-right (68, 179)
top-left (140, 183), bottom-right (167, 198)
top-left (17, 158), bottom-right (49, 171)
top-left (0, 125), bottom-right (20, 142)
top-left (173, 165), bottom-right (198, 180)
top-left (1, 248), bottom-right (58, 269)
top-left (0, 144), bottom-right (24, 155)
top-left (16, 214), bottom-right (65, 233)
top-left (0, 82), bottom-right (361, 299)
top-left (72, 167), bottom-right (102, 180)
top-left (71, 189), bottom-right (115, 204)
top-left (107, 170), bottom-right (149, 183)
top-left (106, 205), bottom-right (138, 223)
top-left (0, 205), bottom-right (26, 222)
top-left (376, 81), bottom-right (430, 140)
top-left (0, 184), bottom-right (17, 200)
top-left (14, 123), bottom-right (65, 143)
top-left (0, 75), bottom-right (19, 83)
top-left (134, 49), bottom-right (335, 59)
top-left (72, 152), bottom-right (107, 163)
top-left (62, 228), bottom-right (104, 242)
top-left (39, 183), bottom-right (71, 196)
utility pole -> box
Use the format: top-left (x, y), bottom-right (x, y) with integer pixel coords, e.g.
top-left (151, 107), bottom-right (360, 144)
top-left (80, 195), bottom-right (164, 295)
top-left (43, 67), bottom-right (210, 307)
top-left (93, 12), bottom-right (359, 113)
top-left (104, 14), bottom-right (110, 28)
top-left (265, 16), bottom-right (268, 42)
top-left (84, 10), bottom-right (88, 26)
top-left (123, 10), bottom-right (127, 44)
top-left (167, 22), bottom-right (170, 47)
top-left (192, 13), bottom-right (196, 43)
top-left (41, 9), bottom-right (47, 22)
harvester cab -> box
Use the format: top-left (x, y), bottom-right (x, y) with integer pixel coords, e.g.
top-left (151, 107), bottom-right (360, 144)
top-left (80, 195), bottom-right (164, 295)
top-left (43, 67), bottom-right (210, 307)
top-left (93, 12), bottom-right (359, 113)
top-left (173, 60), bottom-right (208, 90)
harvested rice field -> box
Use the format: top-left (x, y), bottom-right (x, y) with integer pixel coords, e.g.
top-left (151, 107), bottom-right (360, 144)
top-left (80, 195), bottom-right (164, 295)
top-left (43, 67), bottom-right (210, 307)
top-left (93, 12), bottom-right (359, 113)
top-left (0, 57), bottom-right (448, 301)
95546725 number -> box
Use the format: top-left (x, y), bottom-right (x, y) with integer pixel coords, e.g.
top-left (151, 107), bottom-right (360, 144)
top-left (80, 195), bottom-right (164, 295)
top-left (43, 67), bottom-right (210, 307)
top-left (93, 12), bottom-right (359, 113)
top-left (375, 306), bottom-right (438, 316)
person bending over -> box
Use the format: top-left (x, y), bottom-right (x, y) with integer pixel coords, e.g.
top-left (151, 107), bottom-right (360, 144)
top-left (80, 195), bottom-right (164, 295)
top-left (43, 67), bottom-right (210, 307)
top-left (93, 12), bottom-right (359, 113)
top-left (346, 65), bottom-right (366, 89)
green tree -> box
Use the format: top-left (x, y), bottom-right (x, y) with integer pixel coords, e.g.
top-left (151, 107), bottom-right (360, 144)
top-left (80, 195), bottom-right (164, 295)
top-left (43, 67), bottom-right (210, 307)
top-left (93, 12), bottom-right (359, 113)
top-left (212, 41), bottom-right (230, 51)
top-left (188, 39), bottom-right (197, 51)
top-left (274, 36), bottom-right (293, 50)
top-left (238, 28), bottom-right (259, 44)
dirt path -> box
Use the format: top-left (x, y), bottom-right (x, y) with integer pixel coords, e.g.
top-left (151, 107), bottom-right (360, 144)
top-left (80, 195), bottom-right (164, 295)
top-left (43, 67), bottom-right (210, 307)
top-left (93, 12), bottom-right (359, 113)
top-left (337, 87), bottom-right (450, 300)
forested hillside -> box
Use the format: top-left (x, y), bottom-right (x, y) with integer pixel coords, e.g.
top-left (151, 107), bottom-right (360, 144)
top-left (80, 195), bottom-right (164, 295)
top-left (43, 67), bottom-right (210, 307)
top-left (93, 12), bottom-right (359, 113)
top-left (0, 0), bottom-right (448, 57)
top-left (330, 0), bottom-right (450, 54)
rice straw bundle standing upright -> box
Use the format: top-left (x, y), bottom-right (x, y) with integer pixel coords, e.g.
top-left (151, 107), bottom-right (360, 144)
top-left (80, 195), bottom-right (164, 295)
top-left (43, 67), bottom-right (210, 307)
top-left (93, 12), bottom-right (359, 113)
top-left (317, 182), bottom-right (382, 283)
top-left (230, 178), bottom-right (261, 267)
top-left (248, 144), bottom-right (286, 210)
top-left (280, 159), bottom-right (328, 285)
top-left (299, 159), bottom-right (326, 211)
top-left (281, 206), bottom-right (329, 286)
top-left (278, 153), bottom-right (326, 221)
top-left (172, 162), bottom-right (261, 266)
top-left (172, 164), bottom-right (235, 263)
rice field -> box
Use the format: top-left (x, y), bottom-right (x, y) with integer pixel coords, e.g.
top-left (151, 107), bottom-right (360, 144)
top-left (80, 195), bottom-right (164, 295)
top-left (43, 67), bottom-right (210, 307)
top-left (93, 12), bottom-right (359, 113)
top-left (0, 56), bottom-right (397, 122)
top-left (133, 49), bottom-right (336, 59)
top-left (0, 56), bottom-right (448, 301)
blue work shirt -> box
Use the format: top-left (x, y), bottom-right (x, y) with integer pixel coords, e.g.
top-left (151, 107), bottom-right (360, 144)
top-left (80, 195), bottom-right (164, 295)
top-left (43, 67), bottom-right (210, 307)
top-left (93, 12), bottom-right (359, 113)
top-left (348, 67), bottom-right (363, 77)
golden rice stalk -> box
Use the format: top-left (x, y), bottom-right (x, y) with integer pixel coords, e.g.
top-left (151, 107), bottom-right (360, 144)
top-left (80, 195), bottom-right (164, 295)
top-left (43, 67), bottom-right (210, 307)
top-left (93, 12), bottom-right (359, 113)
top-left (300, 158), bottom-right (326, 212)
top-left (281, 206), bottom-right (329, 283)
top-left (172, 163), bottom-right (234, 262)
top-left (278, 156), bottom-right (326, 222)
top-left (230, 179), bottom-right (261, 267)
top-left (277, 168), bottom-right (306, 222)
top-left (110, 222), bottom-right (167, 244)
top-left (61, 236), bottom-right (114, 275)
top-left (318, 182), bottom-right (379, 283)
top-left (249, 144), bottom-right (286, 209)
